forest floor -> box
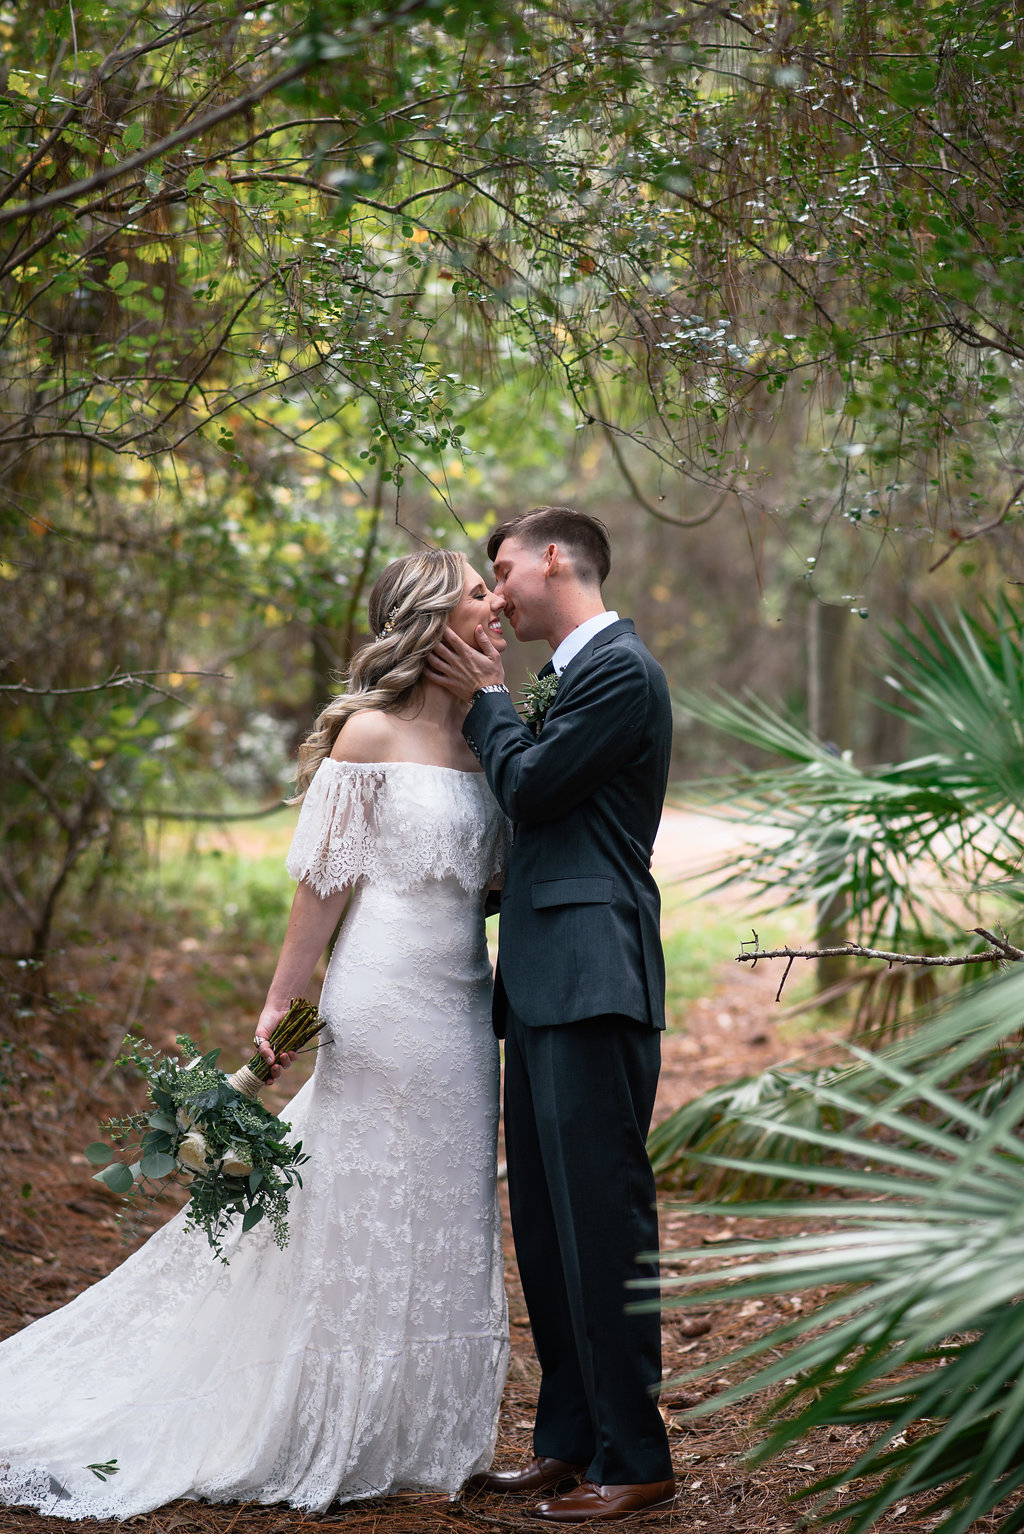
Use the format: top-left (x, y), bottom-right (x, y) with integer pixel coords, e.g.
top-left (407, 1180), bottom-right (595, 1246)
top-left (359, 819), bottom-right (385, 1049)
top-left (0, 812), bottom-right (989, 1534)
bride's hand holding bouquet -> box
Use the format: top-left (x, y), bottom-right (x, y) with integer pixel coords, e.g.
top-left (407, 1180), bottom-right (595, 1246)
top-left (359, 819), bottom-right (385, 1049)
top-left (253, 1001), bottom-right (301, 1079)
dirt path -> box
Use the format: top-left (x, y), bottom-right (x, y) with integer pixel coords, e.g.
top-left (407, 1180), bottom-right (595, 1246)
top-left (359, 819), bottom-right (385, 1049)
top-left (0, 816), bottom-right (932, 1534)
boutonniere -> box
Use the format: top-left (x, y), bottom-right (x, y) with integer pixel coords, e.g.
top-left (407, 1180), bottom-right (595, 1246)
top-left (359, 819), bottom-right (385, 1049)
top-left (519, 671), bottom-right (559, 736)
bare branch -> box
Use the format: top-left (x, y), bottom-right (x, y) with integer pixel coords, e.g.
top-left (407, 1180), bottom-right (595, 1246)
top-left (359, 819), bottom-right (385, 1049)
top-left (0, 669), bottom-right (229, 698)
top-left (115, 802), bottom-right (287, 823)
top-left (974, 927), bottom-right (1024, 959)
top-left (737, 938), bottom-right (1024, 972)
top-left (0, 852), bottom-right (37, 929)
top-left (600, 419), bottom-right (738, 527)
top-left (929, 475), bottom-right (1024, 573)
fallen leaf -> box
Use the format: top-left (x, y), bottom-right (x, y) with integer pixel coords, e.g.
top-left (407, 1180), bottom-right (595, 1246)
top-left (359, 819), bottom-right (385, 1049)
top-left (677, 1317), bottom-right (713, 1337)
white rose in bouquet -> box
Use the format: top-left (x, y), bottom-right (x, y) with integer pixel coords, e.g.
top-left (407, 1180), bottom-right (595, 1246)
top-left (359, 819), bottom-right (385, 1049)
top-left (176, 1130), bottom-right (213, 1174)
top-left (219, 1144), bottom-right (253, 1178)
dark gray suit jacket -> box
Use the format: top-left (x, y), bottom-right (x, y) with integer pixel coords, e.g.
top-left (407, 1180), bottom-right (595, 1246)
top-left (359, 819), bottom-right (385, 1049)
top-left (463, 618), bottom-right (672, 1033)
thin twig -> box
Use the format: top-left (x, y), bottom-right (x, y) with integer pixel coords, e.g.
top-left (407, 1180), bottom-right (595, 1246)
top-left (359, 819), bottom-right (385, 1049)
top-left (973, 927), bottom-right (1024, 959)
top-left (737, 940), bottom-right (1023, 970)
top-left (775, 955), bottom-right (796, 1003)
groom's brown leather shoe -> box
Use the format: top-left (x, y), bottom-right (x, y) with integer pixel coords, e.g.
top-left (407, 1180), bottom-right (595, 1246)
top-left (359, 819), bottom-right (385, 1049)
top-left (531, 1479), bottom-right (677, 1522)
top-left (469, 1457), bottom-right (588, 1494)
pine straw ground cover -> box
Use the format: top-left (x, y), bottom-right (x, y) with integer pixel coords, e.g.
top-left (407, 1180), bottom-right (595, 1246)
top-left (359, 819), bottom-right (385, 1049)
top-left (0, 928), bottom-right (1003, 1534)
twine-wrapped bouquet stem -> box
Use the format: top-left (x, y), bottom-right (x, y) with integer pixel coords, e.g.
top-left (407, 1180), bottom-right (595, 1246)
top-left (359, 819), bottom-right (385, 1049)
top-left (228, 998), bottom-right (325, 1100)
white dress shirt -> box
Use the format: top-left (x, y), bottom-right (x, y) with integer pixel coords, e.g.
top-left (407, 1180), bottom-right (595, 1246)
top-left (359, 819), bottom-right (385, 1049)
top-left (550, 610), bottom-right (620, 675)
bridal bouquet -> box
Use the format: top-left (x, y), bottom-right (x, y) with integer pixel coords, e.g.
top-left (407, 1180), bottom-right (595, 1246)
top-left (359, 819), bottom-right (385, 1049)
top-left (86, 999), bottom-right (325, 1260)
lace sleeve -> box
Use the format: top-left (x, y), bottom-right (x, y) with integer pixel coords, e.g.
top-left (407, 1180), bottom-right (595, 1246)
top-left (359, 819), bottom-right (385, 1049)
top-left (285, 760), bottom-right (385, 898)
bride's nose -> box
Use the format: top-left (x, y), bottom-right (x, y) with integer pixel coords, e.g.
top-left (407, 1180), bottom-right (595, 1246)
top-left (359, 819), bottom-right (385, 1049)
top-left (490, 592), bottom-right (505, 614)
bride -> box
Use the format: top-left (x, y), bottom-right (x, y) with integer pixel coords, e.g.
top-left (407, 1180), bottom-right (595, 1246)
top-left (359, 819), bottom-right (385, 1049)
top-left (0, 549), bottom-right (511, 1519)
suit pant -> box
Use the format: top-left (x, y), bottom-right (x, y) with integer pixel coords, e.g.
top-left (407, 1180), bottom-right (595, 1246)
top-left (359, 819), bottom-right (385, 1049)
top-left (503, 1009), bottom-right (673, 1485)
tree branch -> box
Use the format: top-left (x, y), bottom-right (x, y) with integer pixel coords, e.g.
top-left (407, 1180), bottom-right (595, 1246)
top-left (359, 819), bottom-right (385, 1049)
top-left (0, 669), bottom-right (229, 698)
top-left (0, 12), bottom-right (227, 210)
top-left (115, 801), bottom-right (288, 823)
top-left (929, 475), bottom-right (1024, 573)
top-left (0, 0), bottom-right (437, 229)
top-left (599, 417), bottom-right (737, 527)
top-left (0, 64), bottom-right (309, 228)
top-left (737, 934), bottom-right (1024, 975)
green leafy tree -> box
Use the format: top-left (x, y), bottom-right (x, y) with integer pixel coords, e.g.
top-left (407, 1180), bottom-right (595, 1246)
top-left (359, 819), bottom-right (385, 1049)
top-left (7, 0), bottom-right (1024, 961)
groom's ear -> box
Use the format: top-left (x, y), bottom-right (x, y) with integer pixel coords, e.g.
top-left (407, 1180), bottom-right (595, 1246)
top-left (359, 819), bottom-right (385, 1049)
top-left (542, 542), bottom-right (560, 577)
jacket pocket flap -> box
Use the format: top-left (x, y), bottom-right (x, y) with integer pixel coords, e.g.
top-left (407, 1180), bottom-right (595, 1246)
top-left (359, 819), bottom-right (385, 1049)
top-left (531, 876), bottom-right (613, 909)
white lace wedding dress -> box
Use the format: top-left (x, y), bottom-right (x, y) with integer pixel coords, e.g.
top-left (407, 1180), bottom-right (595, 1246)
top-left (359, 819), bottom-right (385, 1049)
top-left (0, 759), bottom-right (510, 1519)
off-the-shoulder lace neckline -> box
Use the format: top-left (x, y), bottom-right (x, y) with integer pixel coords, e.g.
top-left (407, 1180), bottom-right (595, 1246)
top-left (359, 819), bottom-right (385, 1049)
top-left (322, 757), bottom-right (486, 779)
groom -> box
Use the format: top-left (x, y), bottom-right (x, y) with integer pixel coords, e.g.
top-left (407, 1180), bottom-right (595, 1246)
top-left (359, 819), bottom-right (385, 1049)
top-left (428, 507), bottom-right (675, 1525)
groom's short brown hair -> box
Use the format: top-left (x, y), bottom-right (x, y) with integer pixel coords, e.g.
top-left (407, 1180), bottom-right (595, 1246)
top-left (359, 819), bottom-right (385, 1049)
top-left (487, 506), bottom-right (611, 587)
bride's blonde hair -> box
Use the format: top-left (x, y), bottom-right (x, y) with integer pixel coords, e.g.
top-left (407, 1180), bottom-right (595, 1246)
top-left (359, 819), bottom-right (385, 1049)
top-left (292, 548), bottom-right (468, 799)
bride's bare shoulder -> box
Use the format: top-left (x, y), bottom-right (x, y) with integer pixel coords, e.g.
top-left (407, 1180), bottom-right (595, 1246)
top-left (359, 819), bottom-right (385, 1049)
top-left (329, 710), bottom-right (401, 764)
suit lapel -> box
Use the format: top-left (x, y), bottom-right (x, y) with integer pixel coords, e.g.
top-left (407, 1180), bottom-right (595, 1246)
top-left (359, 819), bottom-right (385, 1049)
top-left (555, 618), bottom-right (636, 689)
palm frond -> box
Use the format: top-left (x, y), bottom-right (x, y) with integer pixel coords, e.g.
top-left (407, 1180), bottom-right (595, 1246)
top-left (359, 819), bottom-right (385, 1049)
top-left (883, 598), bottom-right (1024, 805)
top-left (645, 967), bottom-right (1024, 1534)
top-left (676, 687), bottom-right (1024, 947)
top-left (651, 970), bottom-right (1024, 1197)
top-left (648, 1065), bottom-right (847, 1198)
top-left (673, 597), bottom-right (1024, 952)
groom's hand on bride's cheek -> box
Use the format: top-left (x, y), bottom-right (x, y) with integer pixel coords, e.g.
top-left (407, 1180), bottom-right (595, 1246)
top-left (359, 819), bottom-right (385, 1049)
top-left (425, 625), bottom-right (505, 702)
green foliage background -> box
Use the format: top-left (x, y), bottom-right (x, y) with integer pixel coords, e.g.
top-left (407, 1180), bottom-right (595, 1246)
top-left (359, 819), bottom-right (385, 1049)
top-left (7, 5), bottom-right (1024, 1525)
top-left (4, 0), bottom-right (1024, 950)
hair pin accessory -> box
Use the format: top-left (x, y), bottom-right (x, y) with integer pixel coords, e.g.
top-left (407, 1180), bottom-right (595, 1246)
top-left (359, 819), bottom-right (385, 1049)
top-left (378, 603), bottom-right (401, 639)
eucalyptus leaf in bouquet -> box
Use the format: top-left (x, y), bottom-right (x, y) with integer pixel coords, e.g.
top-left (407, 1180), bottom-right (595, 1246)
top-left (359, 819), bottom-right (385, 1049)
top-left (85, 998), bottom-right (325, 1260)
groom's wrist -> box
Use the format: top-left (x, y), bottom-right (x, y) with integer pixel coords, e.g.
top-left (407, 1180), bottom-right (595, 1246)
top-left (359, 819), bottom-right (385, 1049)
top-left (470, 683), bottom-right (510, 706)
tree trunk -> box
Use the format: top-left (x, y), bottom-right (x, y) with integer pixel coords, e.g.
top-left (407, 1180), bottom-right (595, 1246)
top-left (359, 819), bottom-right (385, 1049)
top-left (310, 465), bottom-right (386, 722)
top-left (311, 624), bottom-right (344, 718)
top-left (808, 600), bottom-right (856, 1005)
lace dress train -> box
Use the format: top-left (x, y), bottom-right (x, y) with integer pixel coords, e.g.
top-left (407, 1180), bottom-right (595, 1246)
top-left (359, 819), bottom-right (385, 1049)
top-left (0, 760), bottom-right (510, 1519)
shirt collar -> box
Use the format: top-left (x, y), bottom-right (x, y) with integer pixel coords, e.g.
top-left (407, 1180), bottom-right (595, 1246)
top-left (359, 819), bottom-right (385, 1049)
top-left (550, 610), bottom-right (619, 675)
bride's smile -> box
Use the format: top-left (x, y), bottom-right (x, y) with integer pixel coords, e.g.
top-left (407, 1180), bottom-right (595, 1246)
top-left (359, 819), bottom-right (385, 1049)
top-left (448, 564), bottom-right (507, 653)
